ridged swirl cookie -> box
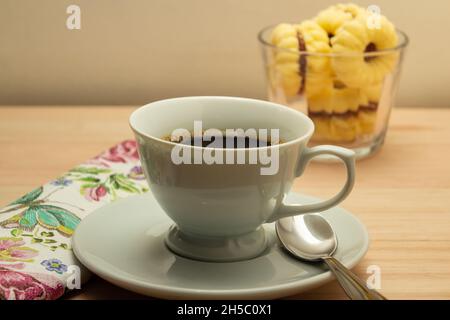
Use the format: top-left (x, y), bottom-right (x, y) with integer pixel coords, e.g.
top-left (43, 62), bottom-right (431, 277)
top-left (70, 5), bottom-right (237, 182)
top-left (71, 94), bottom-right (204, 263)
top-left (316, 3), bottom-right (365, 37)
top-left (331, 15), bottom-right (398, 87)
top-left (269, 23), bottom-right (302, 96)
top-left (296, 20), bottom-right (332, 98)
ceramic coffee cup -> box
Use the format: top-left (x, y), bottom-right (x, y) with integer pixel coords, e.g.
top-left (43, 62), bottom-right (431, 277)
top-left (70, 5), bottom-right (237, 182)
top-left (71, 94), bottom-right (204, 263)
top-left (130, 96), bottom-right (355, 262)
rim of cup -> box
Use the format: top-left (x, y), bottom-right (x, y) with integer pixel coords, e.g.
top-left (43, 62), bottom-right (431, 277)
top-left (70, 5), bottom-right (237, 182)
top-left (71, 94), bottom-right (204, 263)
top-left (129, 96), bottom-right (315, 151)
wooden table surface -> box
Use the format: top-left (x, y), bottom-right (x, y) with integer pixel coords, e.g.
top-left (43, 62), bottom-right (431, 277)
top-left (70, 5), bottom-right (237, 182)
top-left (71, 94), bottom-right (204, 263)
top-left (1, 106), bottom-right (449, 300)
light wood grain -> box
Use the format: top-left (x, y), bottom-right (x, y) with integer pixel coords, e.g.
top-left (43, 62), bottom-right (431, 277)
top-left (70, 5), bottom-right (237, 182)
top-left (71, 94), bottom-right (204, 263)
top-left (1, 106), bottom-right (449, 300)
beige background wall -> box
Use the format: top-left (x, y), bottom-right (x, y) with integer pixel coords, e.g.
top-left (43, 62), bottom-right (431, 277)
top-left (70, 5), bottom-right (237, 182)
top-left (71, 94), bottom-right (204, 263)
top-left (0, 0), bottom-right (448, 107)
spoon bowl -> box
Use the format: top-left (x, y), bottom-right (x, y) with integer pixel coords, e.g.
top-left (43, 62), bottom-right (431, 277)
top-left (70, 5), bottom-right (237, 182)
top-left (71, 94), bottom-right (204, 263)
top-left (276, 214), bottom-right (337, 261)
top-left (276, 214), bottom-right (387, 300)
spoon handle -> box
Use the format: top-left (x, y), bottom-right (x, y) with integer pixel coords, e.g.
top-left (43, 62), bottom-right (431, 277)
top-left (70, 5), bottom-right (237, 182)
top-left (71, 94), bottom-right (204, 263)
top-left (323, 257), bottom-right (387, 300)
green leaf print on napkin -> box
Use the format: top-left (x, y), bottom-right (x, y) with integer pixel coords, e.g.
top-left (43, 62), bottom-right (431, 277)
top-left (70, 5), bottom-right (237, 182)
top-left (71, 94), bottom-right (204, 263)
top-left (9, 187), bottom-right (44, 206)
top-left (67, 167), bottom-right (147, 202)
top-left (69, 167), bottom-right (111, 175)
top-left (0, 187), bottom-right (81, 237)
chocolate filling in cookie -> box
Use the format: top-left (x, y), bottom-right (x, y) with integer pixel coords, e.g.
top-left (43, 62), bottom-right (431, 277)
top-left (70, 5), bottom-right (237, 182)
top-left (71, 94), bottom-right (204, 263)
top-left (297, 31), bottom-right (307, 94)
top-left (309, 101), bottom-right (379, 119)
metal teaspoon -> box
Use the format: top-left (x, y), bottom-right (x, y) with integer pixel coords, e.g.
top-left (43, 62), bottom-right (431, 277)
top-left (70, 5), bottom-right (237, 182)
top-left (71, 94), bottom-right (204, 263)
top-left (275, 214), bottom-right (386, 300)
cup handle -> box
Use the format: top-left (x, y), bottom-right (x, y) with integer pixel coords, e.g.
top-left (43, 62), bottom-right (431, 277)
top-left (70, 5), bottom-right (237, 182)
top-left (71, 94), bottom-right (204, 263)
top-left (266, 145), bottom-right (356, 223)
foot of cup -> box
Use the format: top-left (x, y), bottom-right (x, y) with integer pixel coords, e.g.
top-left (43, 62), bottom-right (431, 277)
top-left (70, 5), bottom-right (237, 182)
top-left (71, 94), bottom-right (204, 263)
top-left (165, 224), bottom-right (268, 262)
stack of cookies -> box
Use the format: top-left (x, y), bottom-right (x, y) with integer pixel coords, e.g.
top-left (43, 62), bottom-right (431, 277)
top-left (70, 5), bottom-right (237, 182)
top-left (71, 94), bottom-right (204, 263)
top-left (269, 3), bottom-right (398, 142)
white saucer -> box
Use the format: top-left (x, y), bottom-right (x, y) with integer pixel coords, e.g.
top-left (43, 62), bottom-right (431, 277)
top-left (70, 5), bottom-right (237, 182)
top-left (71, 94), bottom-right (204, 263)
top-left (72, 192), bottom-right (369, 299)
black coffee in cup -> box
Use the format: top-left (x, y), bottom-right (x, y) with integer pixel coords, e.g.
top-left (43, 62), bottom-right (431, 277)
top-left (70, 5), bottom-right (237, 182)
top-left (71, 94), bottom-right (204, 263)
top-left (163, 131), bottom-right (273, 148)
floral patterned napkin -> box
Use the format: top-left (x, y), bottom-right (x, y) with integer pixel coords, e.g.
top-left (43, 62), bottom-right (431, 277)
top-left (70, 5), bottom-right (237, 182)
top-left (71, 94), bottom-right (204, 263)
top-left (0, 140), bottom-right (148, 300)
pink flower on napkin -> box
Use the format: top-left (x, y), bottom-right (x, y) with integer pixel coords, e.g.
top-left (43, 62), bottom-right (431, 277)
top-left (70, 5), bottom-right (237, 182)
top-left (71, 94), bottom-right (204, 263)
top-left (84, 185), bottom-right (107, 202)
top-left (88, 140), bottom-right (139, 166)
top-left (0, 238), bottom-right (38, 263)
top-left (0, 266), bottom-right (64, 300)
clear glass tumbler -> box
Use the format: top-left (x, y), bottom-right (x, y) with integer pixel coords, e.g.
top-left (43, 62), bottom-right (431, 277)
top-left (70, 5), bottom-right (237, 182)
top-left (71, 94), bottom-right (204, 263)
top-left (258, 25), bottom-right (408, 159)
